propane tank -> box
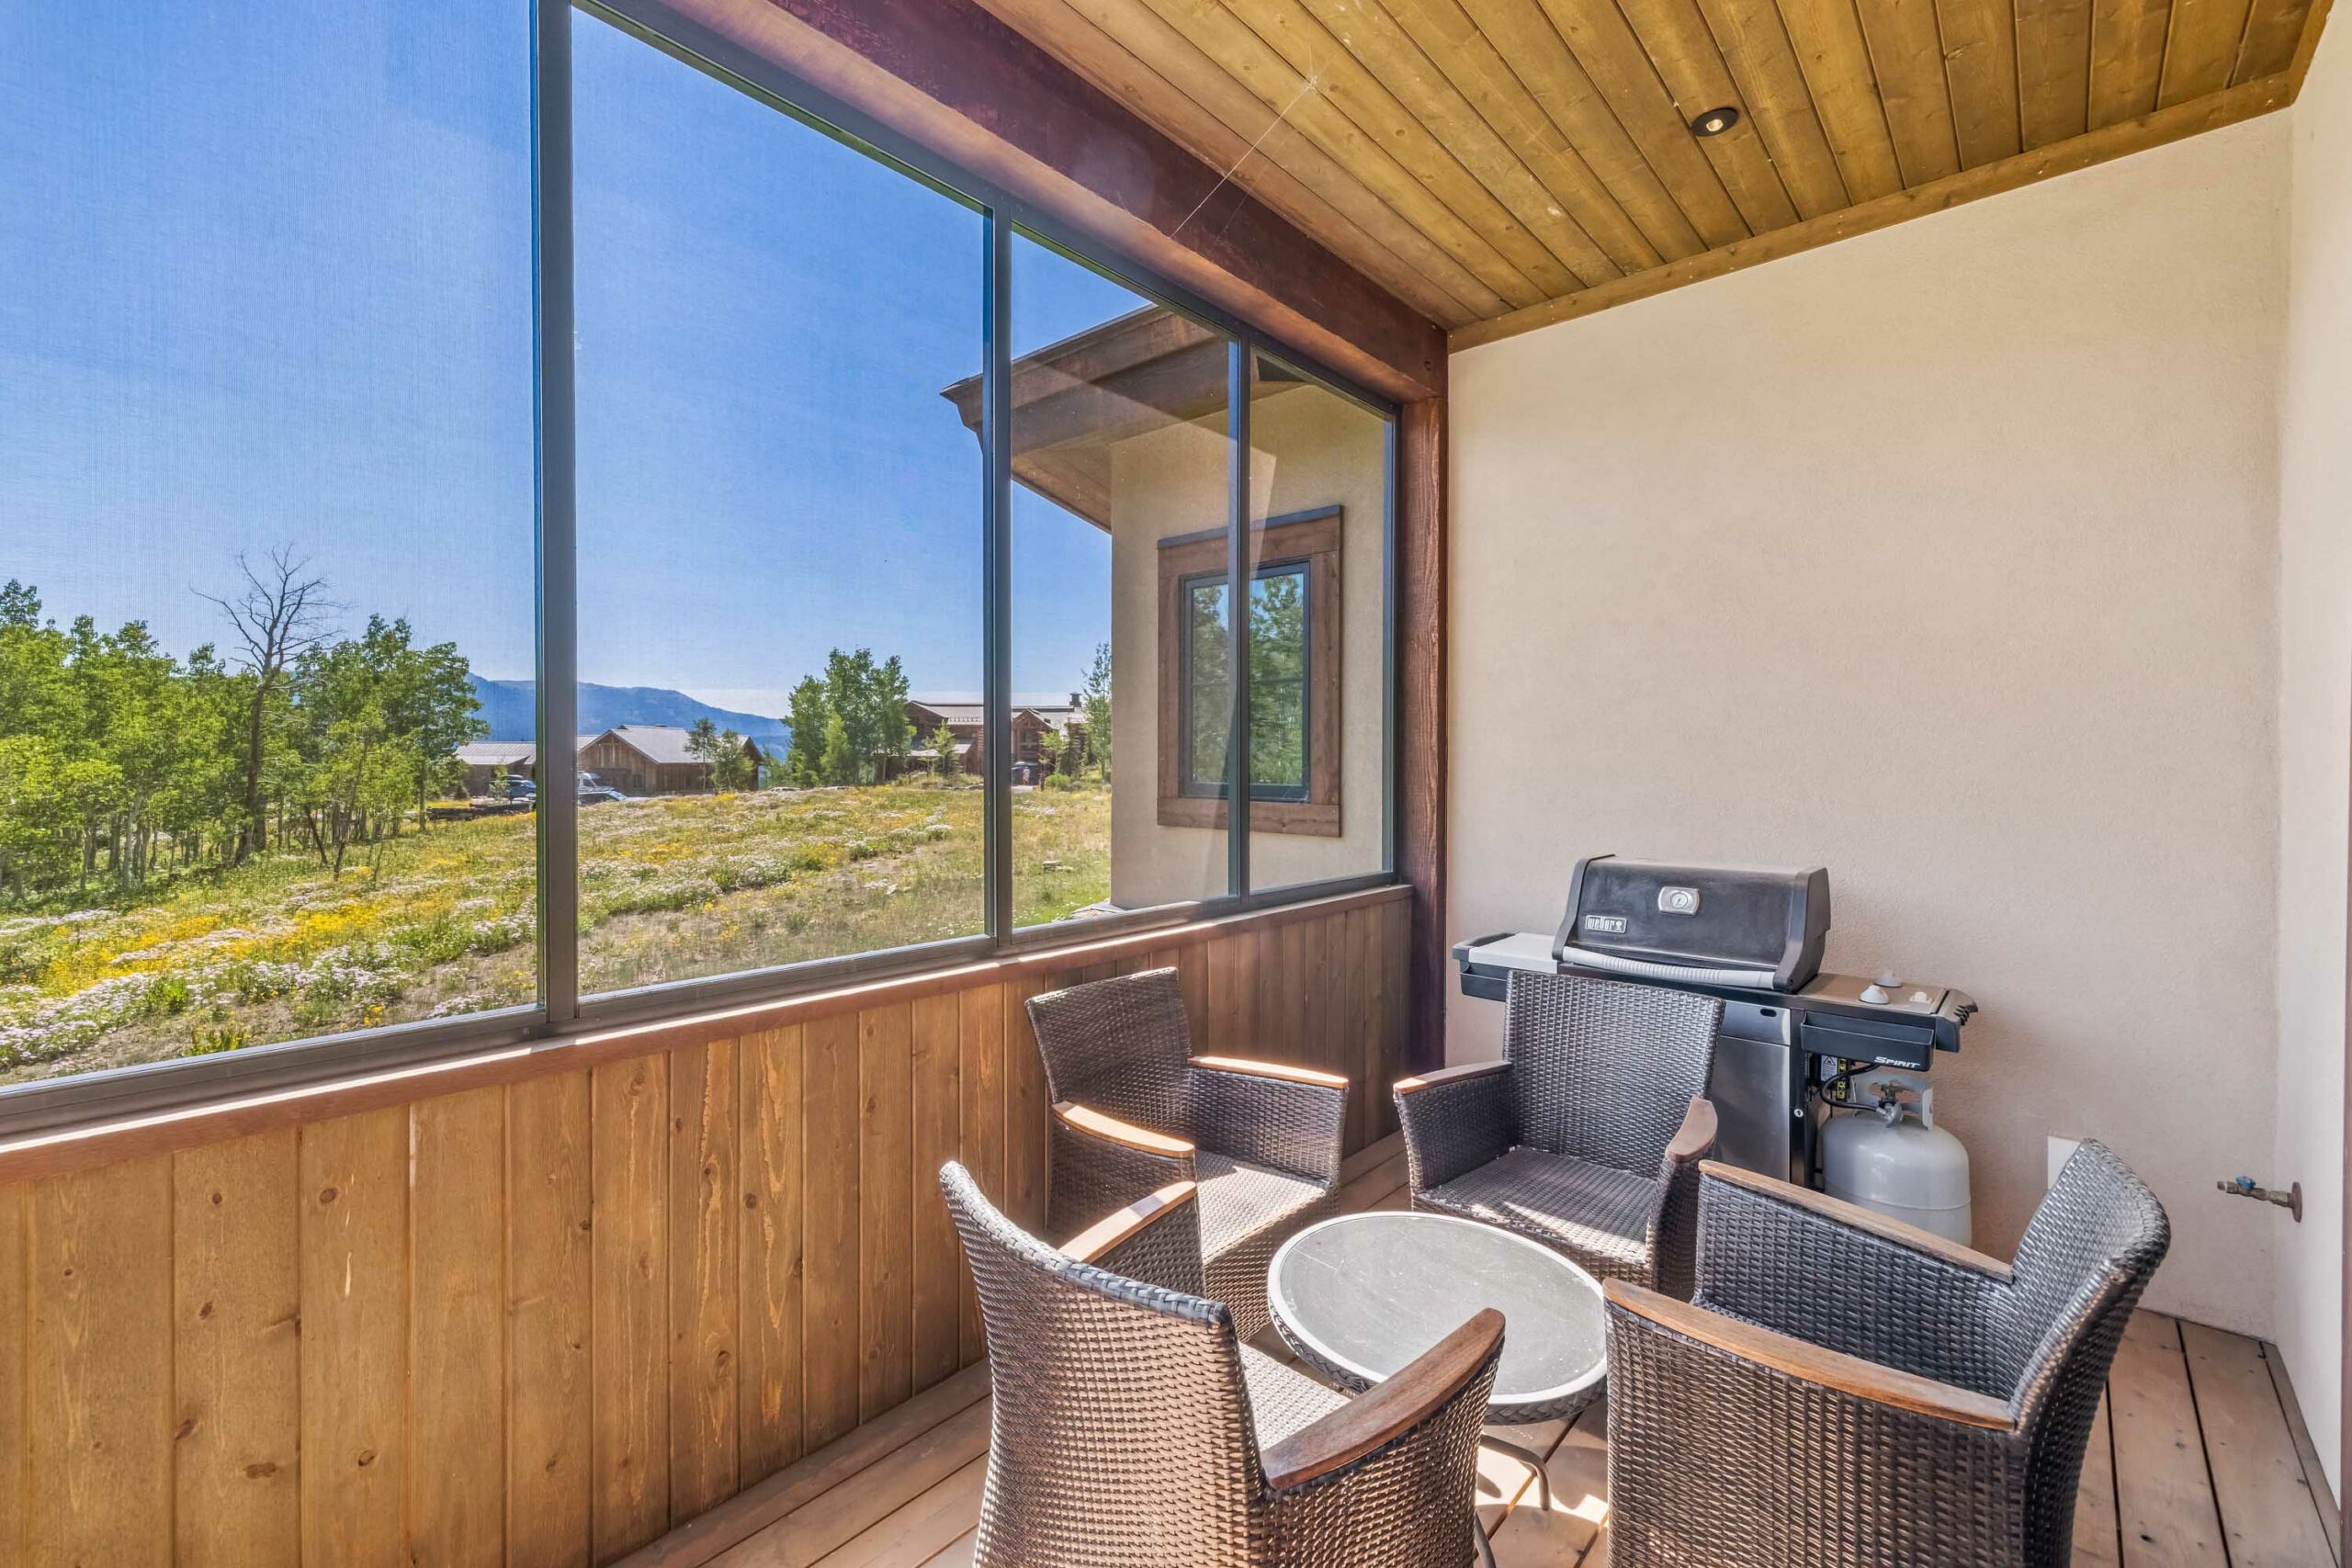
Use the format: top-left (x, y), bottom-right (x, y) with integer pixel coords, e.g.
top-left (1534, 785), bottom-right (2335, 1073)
top-left (1820, 1072), bottom-right (1973, 1245)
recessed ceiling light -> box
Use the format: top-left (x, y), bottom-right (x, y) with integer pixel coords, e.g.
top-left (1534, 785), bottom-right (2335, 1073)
top-left (1690, 106), bottom-right (1741, 137)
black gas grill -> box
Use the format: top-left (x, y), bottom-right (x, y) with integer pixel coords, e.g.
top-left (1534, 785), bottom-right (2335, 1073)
top-left (1454, 854), bottom-right (1977, 1184)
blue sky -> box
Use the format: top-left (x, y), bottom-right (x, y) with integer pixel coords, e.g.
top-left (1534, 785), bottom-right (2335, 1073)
top-left (1, 2), bottom-right (1135, 725)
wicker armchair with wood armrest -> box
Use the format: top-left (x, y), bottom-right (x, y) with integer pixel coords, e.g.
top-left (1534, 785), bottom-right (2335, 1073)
top-left (1395, 969), bottom-right (1723, 1298)
top-left (1026, 967), bottom-right (1349, 1338)
top-left (942, 1161), bottom-right (1503, 1567)
top-left (1604, 1142), bottom-right (2170, 1568)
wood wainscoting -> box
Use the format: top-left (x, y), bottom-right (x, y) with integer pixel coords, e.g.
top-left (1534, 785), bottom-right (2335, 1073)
top-left (0, 885), bottom-right (1410, 1567)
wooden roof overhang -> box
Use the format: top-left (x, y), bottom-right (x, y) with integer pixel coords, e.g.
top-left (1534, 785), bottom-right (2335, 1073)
top-left (940, 305), bottom-right (1309, 526)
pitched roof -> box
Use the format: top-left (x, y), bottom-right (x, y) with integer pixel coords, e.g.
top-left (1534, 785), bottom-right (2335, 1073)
top-left (908, 700), bottom-right (983, 728)
top-left (457, 742), bottom-right (537, 766)
top-left (587, 725), bottom-right (765, 765)
top-left (911, 692), bottom-right (1080, 709)
top-left (908, 703), bottom-right (1083, 735)
top-left (910, 693), bottom-right (1080, 725)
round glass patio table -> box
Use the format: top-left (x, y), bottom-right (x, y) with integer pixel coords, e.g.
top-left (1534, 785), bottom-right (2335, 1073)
top-left (1267, 1210), bottom-right (1609, 1427)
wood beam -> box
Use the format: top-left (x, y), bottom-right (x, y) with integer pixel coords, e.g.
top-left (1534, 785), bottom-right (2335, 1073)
top-left (1397, 391), bottom-right (1448, 1075)
top-left (2290, 0), bottom-right (2338, 88)
top-left (654, 0), bottom-right (1447, 402)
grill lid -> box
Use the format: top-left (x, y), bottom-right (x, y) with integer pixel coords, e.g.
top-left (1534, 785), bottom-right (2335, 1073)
top-left (1553, 855), bottom-right (1830, 993)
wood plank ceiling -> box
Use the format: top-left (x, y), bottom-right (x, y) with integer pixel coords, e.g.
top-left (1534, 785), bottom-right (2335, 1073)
top-left (971, 0), bottom-right (2332, 345)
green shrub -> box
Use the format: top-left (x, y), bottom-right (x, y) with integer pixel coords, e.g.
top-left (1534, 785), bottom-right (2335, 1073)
top-left (390, 916), bottom-right (469, 967)
top-left (145, 974), bottom-right (193, 1017)
top-left (185, 1021), bottom-right (250, 1056)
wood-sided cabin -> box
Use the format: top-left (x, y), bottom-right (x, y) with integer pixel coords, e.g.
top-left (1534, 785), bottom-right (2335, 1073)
top-left (576, 724), bottom-right (767, 796)
top-left (458, 729), bottom-right (767, 797)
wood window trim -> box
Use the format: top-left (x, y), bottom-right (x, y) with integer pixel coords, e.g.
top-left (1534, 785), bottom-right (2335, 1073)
top-left (1157, 507), bottom-right (1342, 837)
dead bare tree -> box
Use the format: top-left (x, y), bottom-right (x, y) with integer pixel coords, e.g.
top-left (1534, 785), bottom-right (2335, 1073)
top-left (198, 547), bottom-right (342, 864)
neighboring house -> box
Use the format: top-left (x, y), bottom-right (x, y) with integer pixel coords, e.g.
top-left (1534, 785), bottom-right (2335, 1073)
top-left (455, 741), bottom-right (538, 797)
top-left (458, 728), bottom-right (767, 797)
top-left (900, 694), bottom-right (1086, 776)
top-left (579, 725), bottom-right (766, 796)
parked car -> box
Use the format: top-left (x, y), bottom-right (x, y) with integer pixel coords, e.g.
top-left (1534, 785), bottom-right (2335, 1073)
top-left (578, 784), bottom-right (628, 806)
top-left (501, 777), bottom-right (537, 801)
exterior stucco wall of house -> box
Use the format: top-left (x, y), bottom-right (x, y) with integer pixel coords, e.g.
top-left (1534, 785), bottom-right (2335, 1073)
top-left (1102, 384), bottom-right (1390, 908)
top-left (2273, 16), bottom-right (2352, 1493)
top-left (1449, 115), bottom-right (2292, 1337)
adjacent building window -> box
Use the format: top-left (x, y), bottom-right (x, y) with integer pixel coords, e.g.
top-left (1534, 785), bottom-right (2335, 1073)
top-left (0, 3), bottom-right (1393, 1113)
top-left (1159, 510), bottom-right (1341, 834)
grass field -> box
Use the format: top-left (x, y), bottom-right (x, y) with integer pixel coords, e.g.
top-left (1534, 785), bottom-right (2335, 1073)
top-left (0, 780), bottom-right (1112, 1085)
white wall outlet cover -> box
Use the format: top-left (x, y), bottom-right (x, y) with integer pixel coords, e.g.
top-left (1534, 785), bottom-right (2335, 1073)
top-left (2048, 1136), bottom-right (2083, 1187)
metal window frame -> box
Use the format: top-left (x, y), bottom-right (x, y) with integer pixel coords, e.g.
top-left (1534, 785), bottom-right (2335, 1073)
top-left (537, 0), bottom-right (581, 1032)
top-left (983, 213), bottom-right (1016, 946)
top-left (1226, 342), bottom-right (1255, 899)
top-left (0, 0), bottom-right (1401, 1141)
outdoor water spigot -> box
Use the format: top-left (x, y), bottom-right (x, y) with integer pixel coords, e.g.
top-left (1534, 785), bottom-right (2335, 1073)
top-left (2216, 1175), bottom-right (2303, 1222)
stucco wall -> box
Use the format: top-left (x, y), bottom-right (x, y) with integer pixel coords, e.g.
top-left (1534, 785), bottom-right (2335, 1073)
top-left (1449, 116), bottom-right (2291, 1336)
top-left (1105, 384), bottom-right (1388, 908)
top-left (2274, 17), bottom-right (2352, 1492)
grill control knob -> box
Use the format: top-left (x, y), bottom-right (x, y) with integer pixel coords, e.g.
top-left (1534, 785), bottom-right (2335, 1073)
top-left (1860, 983), bottom-right (1892, 1004)
top-left (1875, 971), bottom-right (1902, 987)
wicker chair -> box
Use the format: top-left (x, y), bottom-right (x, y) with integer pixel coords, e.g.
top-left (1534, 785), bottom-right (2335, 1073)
top-left (1605, 1141), bottom-right (2171, 1568)
top-left (1393, 969), bottom-right (1722, 1298)
top-left (1028, 968), bottom-right (1349, 1338)
top-left (940, 1160), bottom-right (1503, 1568)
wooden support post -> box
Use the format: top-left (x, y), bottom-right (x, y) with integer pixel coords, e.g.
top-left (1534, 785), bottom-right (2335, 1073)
top-left (1397, 390), bottom-right (1449, 1076)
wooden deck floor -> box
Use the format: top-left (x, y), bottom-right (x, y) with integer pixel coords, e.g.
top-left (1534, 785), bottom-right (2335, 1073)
top-left (628, 1139), bottom-right (2343, 1568)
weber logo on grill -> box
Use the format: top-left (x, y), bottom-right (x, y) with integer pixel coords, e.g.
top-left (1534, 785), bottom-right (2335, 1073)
top-left (1583, 914), bottom-right (1629, 934)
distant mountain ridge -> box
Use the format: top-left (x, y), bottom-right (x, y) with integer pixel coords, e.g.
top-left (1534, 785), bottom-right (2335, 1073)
top-left (469, 676), bottom-right (791, 747)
